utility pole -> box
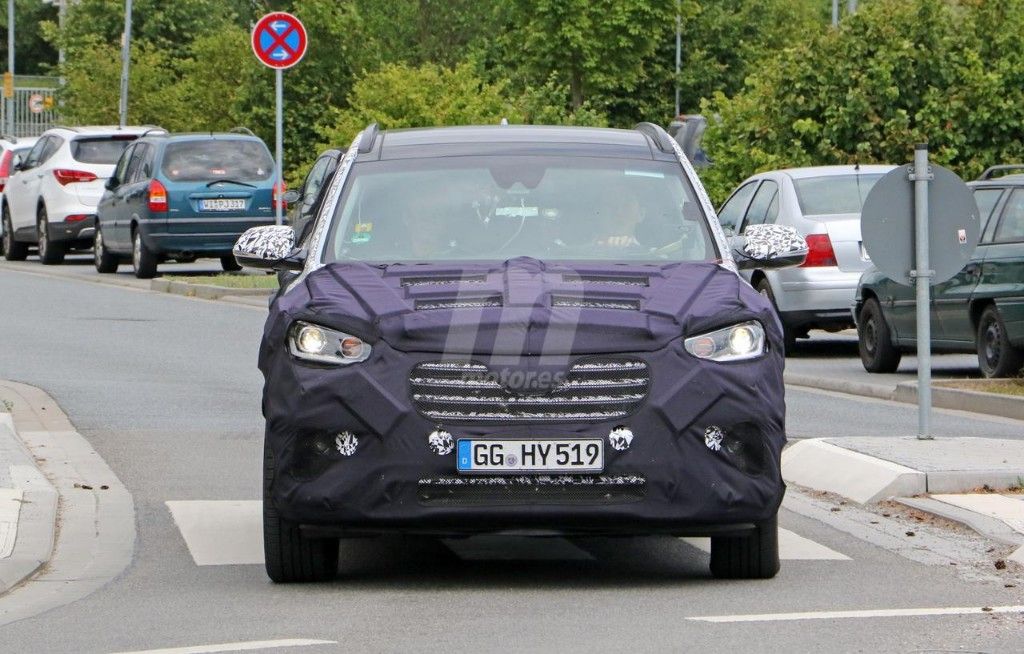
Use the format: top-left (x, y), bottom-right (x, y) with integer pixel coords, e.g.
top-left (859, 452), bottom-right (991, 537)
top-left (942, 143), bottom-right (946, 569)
top-left (118, 0), bottom-right (132, 127)
top-left (832, 0), bottom-right (839, 27)
top-left (847, 0), bottom-right (858, 14)
top-left (6, 0), bottom-right (13, 136)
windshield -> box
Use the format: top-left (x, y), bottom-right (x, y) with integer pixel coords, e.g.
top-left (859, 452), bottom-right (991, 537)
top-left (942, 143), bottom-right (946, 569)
top-left (71, 137), bottom-right (138, 165)
top-left (324, 157), bottom-right (715, 263)
top-left (792, 173), bottom-right (884, 215)
top-left (161, 139), bottom-right (274, 182)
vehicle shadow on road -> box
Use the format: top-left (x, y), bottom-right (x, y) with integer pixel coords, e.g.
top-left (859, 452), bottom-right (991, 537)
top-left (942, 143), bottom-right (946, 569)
top-left (786, 336), bottom-right (859, 359)
top-left (316, 535), bottom-right (714, 589)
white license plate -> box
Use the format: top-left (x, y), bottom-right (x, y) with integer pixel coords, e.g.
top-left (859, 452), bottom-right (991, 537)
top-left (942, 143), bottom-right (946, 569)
top-left (200, 198), bottom-right (246, 211)
top-left (456, 438), bottom-right (604, 474)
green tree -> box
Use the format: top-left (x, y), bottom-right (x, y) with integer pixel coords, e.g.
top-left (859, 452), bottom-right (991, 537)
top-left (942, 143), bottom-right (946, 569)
top-left (0, 0), bottom-right (59, 76)
top-left (698, 0), bottom-right (1021, 203)
top-left (491, 0), bottom-right (672, 113)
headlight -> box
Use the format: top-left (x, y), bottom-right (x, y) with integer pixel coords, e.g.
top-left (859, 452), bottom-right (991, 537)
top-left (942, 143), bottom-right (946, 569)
top-left (684, 321), bottom-right (766, 362)
top-left (288, 321), bottom-right (371, 365)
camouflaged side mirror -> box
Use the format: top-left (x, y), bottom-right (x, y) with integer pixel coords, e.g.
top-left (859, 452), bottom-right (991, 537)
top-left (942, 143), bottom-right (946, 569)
top-left (733, 224), bottom-right (808, 270)
top-left (232, 225), bottom-right (305, 271)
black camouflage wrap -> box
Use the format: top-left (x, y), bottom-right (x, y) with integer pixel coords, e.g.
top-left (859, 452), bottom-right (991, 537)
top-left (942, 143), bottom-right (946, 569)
top-left (259, 258), bottom-right (787, 535)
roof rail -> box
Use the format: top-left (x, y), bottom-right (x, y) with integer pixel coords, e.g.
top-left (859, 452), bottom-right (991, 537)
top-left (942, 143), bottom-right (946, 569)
top-left (53, 125), bottom-right (81, 133)
top-left (358, 122), bottom-right (379, 153)
top-left (140, 127), bottom-right (168, 137)
top-left (977, 164), bottom-right (1024, 180)
top-left (0, 134), bottom-right (17, 144)
top-left (230, 126), bottom-right (255, 136)
top-left (634, 122), bottom-right (676, 154)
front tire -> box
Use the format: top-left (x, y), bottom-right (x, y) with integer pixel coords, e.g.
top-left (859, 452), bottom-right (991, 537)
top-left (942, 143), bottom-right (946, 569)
top-left (710, 514), bottom-right (780, 579)
top-left (2, 206), bottom-right (28, 261)
top-left (263, 442), bottom-right (339, 583)
top-left (132, 229), bottom-right (158, 279)
top-left (37, 207), bottom-right (66, 265)
top-left (220, 255), bottom-right (242, 272)
top-left (858, 297), bottom-right (901, 373)
top-left (94, 227), bottom-right (119, 273)
top-left (977, 305), bottom-right (1024, 378)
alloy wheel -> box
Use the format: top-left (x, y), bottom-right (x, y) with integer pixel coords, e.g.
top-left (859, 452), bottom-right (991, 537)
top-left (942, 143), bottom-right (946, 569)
top-left (982, 319), bottom-right (1001, 370)
top-left (38, 219), bottom-right (48, 259)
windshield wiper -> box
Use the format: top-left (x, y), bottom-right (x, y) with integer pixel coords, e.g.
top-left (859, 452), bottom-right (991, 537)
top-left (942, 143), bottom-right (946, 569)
top-left (206, 179), bottom-right (256, 188)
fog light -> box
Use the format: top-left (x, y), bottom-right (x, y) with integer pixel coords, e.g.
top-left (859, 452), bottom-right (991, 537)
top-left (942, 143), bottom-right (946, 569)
top-left (704, 426), bottom-right (724, 452)
top-left (297, 325), bottom-right (328, 355)
top-left (335, 431), bottom-right (358, 456)
top-left (428, 429), bottom-right (454, 455)
top-left (609, 425), bottom-right (634, 451)
top-left (728, 326), bottom-right (755, 355)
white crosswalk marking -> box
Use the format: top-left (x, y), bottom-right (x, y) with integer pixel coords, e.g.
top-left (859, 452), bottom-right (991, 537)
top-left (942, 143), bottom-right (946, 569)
top-left (679, 528), bottom-right (850, 560)
top-left (166, 501), bottom-right (263, 566)
top-left (167, 500), bottom-right (849, 566)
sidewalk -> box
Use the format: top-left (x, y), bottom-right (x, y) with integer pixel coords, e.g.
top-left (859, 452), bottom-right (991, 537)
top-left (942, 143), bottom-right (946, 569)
top-left (783, 436), bottom-right (1024, 565)
top-left (0, 380), bottom-right (134, 624)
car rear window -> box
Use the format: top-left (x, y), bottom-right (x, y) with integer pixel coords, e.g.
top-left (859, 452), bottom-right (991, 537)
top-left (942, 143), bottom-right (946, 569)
top-left (161, 139), bottom-right (274, 182)
top-left (71, 137), bottom-right (138, 164)
top-left (793, 174), bottom-right (885, 215)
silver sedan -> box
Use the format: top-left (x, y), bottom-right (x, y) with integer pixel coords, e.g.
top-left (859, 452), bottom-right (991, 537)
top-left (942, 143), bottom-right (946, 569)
top-left (717, 165), bottom-right (896, 350)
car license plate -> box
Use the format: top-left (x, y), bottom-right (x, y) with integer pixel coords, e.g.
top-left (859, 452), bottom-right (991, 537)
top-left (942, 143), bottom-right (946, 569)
top-left (456, 438), bottom-right (604, 474)
top-left (200, 198), bottom-right (246, 211)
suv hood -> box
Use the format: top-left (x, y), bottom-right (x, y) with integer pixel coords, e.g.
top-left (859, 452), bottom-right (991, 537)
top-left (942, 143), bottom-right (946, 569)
top-left (281, 257), bottom-right (772, 356)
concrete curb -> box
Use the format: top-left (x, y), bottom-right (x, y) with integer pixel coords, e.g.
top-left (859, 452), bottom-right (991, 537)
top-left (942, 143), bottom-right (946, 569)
top-left (150, 278), bottom-right (274, 300)
top-left (0, 381), bottom-right (135, 626)
top-left (0, 413), bottom-right (58, 596)
top-left (785, 371), bottom-right (1024, 421)
top-left (782, 439), bottom-right (926, 504)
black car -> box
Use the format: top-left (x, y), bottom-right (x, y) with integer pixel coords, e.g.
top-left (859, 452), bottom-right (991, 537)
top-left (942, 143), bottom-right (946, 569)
top-left (233, 123), bottom-right (808, 583)
top-left (856, 165), bottom-right (1024, 377)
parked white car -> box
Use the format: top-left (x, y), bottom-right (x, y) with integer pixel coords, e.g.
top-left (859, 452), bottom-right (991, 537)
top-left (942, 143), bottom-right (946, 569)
top-left (717, 165), bottom-right (896, 350)
top-left (0, 135), bottom-right (39, 256)
top-left (2, 125), bottom-right (159, 264)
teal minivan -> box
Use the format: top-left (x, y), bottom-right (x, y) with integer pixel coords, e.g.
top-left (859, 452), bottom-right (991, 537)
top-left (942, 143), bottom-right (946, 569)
top-left (855, 166), bottom-right (1024, 377)
top-left (94, 131), bottom-right (281, 278)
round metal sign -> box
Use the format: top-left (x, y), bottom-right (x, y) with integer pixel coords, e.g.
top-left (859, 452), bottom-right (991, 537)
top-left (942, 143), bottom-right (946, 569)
top-left (28, 93), bottom-right (44, 114)
top-left (251, 12), bottom-right (308, 70)
top-left (860, 163), bottom-right (980, 286)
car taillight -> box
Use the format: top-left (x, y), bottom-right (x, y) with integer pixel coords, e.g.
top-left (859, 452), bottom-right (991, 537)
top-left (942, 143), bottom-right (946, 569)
top-left (0, 180), bottom-right (6, 193)
top-left (53, 169), bottom-right (99, 186)
top-left (148, 179), bottom-right (168, 212)
top-left (64, 214), bottom-right (91, 223)
top-left (273, 180), bottom-right (287, 210)
top-left (800, 233), bottom-right (838, 267)
top-left (0, 151), bottom-right (11, 178)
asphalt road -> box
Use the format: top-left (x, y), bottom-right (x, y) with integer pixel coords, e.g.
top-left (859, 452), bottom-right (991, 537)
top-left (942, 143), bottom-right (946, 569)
top-left (1, 263), bottom-right (1022, 653)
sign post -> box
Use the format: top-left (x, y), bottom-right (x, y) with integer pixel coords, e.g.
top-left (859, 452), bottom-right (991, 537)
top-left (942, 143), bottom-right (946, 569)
top-left (910, 145), bottom-right (933, 439)
top-left (861, 147), bottom-right (981, 440)
top-left (251, 12), bottom-right (308, 226)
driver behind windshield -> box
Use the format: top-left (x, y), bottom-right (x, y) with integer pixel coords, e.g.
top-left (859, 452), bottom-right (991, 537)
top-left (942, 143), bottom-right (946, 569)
top-left (329, 157), bottom-right (714, 263)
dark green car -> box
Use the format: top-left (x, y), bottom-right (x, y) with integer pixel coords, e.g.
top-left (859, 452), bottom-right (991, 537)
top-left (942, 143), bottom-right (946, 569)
top-left (855, 166), bottom-right (1024, 377)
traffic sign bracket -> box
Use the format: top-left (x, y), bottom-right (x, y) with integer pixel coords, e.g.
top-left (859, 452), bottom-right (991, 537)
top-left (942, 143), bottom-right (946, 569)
top-left (907, 166), bottom-right (934, 182)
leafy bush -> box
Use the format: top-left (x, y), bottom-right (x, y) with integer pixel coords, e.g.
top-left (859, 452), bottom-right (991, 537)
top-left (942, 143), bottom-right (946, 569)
top-left (700, 0), bottom-right (1024, 204)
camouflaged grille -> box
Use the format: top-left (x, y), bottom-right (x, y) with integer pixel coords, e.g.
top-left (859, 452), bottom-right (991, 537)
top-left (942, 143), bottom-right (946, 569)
top-left (409, 358), bottom-right (649, 423)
